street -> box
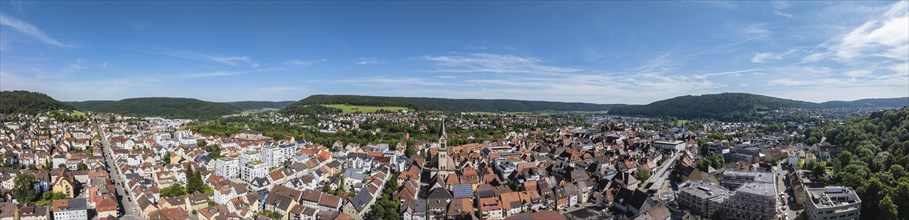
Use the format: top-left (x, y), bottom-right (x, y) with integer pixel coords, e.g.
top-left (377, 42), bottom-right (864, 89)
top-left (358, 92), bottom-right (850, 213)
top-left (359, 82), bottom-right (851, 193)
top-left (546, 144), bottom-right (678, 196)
top-left (97, 126), bottom-right (143, 220)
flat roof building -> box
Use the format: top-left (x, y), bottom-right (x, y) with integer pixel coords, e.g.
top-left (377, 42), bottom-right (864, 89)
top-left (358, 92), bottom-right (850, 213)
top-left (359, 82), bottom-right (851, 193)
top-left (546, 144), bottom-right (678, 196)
top-left (805, 186), bottom-right (861, 220)
top-left (677, 181), bottom-right (730, 217)
top-left (719, 181), bottom-right (778, 220)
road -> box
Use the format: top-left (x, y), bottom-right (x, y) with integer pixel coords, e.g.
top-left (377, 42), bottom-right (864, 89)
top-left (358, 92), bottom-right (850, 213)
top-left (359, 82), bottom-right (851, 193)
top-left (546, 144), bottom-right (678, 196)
top-left (775, 163), bottom-right (801, 220)
top-left (97, 126), bottom-right (143, 220)
top-left (644, 151), bottom-right (682, 193)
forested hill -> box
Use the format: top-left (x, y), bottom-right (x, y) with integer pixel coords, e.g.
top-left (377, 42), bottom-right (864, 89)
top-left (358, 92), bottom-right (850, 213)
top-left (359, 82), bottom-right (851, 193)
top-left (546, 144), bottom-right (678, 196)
top-left (223, 101), bottom-right (295, 110)
top-left (809, 107), bottom-right (909, 219)
top-left (282, 95), bottom-right (624, 113)
top-left (70, 98), bottom-right (241, 118)
top-left (0, 90), bottom-right (74, 114)
top-left (609, 93), bottom-right (815, 121)
top-left (609, 93), bottom-right (909, 121)
top-left (818, 97), bottom-right (909, 108)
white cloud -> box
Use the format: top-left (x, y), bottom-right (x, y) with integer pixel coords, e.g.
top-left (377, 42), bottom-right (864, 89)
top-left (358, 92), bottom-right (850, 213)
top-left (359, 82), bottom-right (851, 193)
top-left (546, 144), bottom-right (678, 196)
top-left (844, 70), bottom-right (871, 78)
top-left (831, 1), bottom-right (909, 62)
top-left (164, 51), bottom-right (257, 66)
top-left (693, 69), bottom-right (762, 79)
top-left (742, 23), bottom-right (771, 37)
top-left (282, 59), bottom-right (324, 66)
top-left (341, 77), bottom-right (448, 87)
top-left (888, 62), bottom-right (909, 74)
top-left (422, 53), bottom-right (579, 74)
top-left (355, 57), bottom-right (378, 65)
top-left (0, 14), bottom-right (71, 47)
top-left (774, 11), bottom-right (794, 18)
top-left (752, 53), bottom-right (773, 63)
top-left (184, 71), bottom-right (243, 79)
top-left (752, 49), bottom-right (802, 63)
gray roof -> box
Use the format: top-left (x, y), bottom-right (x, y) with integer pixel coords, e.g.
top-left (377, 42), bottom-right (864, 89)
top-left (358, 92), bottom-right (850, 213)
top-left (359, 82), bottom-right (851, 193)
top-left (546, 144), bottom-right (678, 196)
top-left (67, 198), bottom-right (87, 210)
top-left (452, 184), bottom-right (474, 199)
top-left (351, 188), bottom-right (375, 212)
top-left (411, 199), bottom-right (427, 214)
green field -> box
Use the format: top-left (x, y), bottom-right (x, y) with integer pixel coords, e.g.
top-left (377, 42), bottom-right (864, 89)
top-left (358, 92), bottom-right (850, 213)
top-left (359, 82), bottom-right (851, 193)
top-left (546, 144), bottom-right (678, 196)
top-left (323, 104), bottom-right (410, 113)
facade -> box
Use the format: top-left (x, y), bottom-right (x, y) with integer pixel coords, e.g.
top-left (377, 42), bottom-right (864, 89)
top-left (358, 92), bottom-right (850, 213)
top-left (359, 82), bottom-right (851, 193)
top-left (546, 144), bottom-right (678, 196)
top-left (653, 140), bottom-right (685, 151)
top-left (719, 181), bottom-right (778, 220)
top-left (719, 171), bottom-right (773, 191)
top-left (242, 160), bottom-right (268, 183)
top-left (51, 199), bottom-right (88, 220)
top-left (214, 158), bottom-right (240, 179)
top-left (677, 181), bottom-right (730, 216)
top-left (805, 187), bottom-right (861, 220)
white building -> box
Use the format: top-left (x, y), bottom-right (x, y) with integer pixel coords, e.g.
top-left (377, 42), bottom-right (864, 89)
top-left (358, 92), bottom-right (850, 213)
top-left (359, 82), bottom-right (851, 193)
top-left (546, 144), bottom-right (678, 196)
top-left (52, 198), bottom-right (88, 220)
top-left (215, 158), bottom-right (240, 179)
top-left (242, 160), bottom-right (268, 183)
top-left (805, 187), bottom-right (861, 220)
top-left (654, 140), bottom-right (685, 151)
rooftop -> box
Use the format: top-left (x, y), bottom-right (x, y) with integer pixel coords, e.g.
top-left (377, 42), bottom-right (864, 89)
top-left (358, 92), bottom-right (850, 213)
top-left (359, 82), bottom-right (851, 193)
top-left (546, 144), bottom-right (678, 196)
top-left (735, 181), bottom-right (776, 197)
top-left (807, 186), bottom-right (861, 208)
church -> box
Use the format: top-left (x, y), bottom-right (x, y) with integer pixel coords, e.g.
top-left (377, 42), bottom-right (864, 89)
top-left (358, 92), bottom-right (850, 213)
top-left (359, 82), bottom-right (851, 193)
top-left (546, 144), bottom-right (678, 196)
top-left (434, 119), bottom-right (457, 176)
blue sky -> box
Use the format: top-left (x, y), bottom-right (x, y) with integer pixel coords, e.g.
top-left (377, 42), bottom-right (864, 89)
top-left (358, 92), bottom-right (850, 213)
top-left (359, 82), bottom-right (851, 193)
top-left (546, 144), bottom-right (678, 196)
top-left (1, 1), bottom-right (907, 104)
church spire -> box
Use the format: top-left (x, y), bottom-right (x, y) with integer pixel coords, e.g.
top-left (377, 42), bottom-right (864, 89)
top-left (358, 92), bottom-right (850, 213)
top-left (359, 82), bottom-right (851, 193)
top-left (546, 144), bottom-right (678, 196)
top-left (440, 119), bottom-right (447, 138)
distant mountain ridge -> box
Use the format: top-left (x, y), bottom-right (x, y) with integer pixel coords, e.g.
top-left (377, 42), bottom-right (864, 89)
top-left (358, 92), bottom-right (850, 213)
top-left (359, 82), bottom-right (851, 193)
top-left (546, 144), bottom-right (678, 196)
top-left (223, 101), bottom-right (295, 110)
top-left (608, 93), bottom-right (909, 120)
top-left (70, 97), bottom-right (241, 119)
top-left (0, 90), bottom-right (74, 114)
top-left (282, 94), bottom-right (626, 113)
top-left (818, 97), bottom-right (909, 108)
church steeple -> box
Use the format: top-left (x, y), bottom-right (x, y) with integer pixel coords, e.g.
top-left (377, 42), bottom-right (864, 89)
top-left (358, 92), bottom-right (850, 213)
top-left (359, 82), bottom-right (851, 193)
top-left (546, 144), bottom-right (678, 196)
top-left (439, 119), bottom-right (448, 151)
top-left (436, 118), bottom-right (454, 172)
top-left (440, 119), bottom-right (447, 138)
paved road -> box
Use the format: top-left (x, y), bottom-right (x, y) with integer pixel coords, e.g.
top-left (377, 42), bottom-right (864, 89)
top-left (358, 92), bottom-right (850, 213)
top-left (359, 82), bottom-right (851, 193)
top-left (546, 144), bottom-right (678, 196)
top-left (644, 151), bottom-right (681, 192)
top-left (775, 163), bottom-right (801, 220)
top-left (97, 126), bottom-right (143, 219)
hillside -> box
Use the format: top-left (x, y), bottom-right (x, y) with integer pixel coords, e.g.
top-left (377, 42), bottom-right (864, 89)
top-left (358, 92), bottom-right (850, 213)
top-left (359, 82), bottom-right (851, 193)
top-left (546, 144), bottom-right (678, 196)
top-left (0, 90), bottom-right (74, 114)
top-left (608, 93), bottom-right (909, 121)
top-left (71, 98), bottom-right (240, 118)
top-left (809, 107), bottom-right (909, 219)
top-left (281, 95), bottom-right (624, 114)
top-left (818, 97), bottom-right (909, 108)
top-left (608, 93), bottom-right (816, 121)
top-left (223, 101), bottom-right (295, 110)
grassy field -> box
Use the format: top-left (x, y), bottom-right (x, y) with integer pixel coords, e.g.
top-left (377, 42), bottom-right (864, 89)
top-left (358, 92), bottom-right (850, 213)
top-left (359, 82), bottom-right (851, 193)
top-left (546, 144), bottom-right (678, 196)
top-left (323, 104), bottom-right (410, 113)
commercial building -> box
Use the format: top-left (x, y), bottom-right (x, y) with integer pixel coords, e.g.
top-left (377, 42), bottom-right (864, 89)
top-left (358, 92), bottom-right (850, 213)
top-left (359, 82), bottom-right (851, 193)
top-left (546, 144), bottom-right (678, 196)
top-left (677, 181), bottom-right (730, 216)
top-left (719, 181), bottom-right (778, 220)
top-left (654, 140), bottom-right (685, 151)
top-left (805, 187), bottom-right (861, 220)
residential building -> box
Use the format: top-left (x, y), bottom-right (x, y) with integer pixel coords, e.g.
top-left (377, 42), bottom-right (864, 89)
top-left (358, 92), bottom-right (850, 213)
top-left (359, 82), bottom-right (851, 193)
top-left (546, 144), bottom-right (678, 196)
top-left (52, 198), bottom-right (88, 220)
top-left (214, 158), bottom-right (240, 179)
top-left (677, 181), bottom-right (730, 216)
top-left (719, 181), bottom-right (778, 220)
top-left (242, 160), bottom-right (268, 183)
top-left (805, 187), bottom-right (861, 220)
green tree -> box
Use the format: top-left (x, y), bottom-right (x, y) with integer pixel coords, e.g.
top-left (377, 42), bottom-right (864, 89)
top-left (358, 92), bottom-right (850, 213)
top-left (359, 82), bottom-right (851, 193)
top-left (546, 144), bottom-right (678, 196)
top-left (160, 185), bottom-right (186, 197)
top-left (163, 151), bottom-right (172, 164)
top-left (197, 139), bottom-right (207, 147)
top-left (207, 145), bottom-right (222, 159)
top-left (636, 167), bottom-right (651, 181)
top-left (404, 145), bottom-right (415, 158)
top-left (880, 196), bottom-right (899, 220)
top-left (13, 174), bottom-right (37, 204)
top-left (185, 167), bottom-right (205, 194)
top-left (77, 163), bottom-right (89, 171)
